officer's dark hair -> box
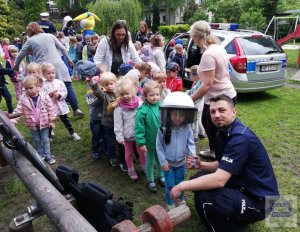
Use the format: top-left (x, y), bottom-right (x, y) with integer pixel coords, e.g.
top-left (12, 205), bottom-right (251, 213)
top-left (210, 95), bottom-right (234, 108)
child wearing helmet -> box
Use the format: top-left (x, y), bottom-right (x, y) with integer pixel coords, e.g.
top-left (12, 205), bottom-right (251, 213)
top-left (156, 92), bottom-right (197, 210)
top-left (166, 62), bottom-right (183, 92)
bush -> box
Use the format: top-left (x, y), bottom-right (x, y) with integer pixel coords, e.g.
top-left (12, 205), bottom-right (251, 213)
top-left (158, 24), bottom-right (190, 38)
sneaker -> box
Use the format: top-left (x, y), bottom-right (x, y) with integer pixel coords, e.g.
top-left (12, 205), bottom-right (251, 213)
top-left (119, 163), bottom-right (128, 172)
top-left (73, 109), bottom-right (85, 117)
top-left (159, 176), bottom-right (165, 187)
top-left (167, 204), bottom-right (176, 211)
top-left (109, 158), bottom-right (120, 167)
top-left (51, 130), bottom-right (55, 136)
top-left (128, 169), bottom-right (138, 181)
top-left (46, 158), bottom-right (56, 165)
top-left (92, 152), bottom-right (100, 160)
top-left (148, 181), bottom-right (157, 193)
top-left (70, 132), bottom-right (81, 141)
top-left (199, 150), bottom-right (216, 159)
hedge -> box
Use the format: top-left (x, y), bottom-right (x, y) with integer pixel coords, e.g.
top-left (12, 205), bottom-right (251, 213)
top-left (158, 24), bottom-right (190, 38)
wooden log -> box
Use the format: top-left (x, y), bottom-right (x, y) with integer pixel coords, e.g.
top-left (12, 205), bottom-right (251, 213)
top-left (112, 204), bottom-right (191, 232)
top-left (0, 143), bottom-right (97, 232)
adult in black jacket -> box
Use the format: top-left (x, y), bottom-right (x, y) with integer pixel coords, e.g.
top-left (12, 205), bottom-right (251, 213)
top-left (0, 62), bottom-right (14, 113)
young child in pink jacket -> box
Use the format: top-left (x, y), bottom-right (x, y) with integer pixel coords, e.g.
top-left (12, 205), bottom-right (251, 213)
top-left (41, 63), bottom-right (81, 141)
top-left (10, 75), bottom-right (57, 164)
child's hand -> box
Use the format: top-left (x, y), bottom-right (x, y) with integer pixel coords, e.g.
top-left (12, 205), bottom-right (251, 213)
top-left (118, 141), bottom-right (124, 145)
top-left (162, 164), bottom-right (169, 171)
top-left (140, 145), bottom-right (147, 153)
top-left (186, 155), bottom-right (200, 169)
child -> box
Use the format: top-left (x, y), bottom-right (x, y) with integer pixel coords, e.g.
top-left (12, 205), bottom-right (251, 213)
top-left (171, 43), bottom-right (186, 78)
top-left (10, 76), bottom-right (56, 164)
top-left (125, 69), bottom-right (142, 99)
top-left (185, 65), bottom-right (206, 141)
top-left (87, 72), bottom-right (121, 168)
top-left (6, 45), bottom-right (26, 100)
top-left (135, 80), bottom-right (164, 192)
top-left (134, 41), bottom-right (142, 55)
top-left (114, 79), bottom-right (146, 180)
top-left (166, 62), bottom-right (183, 92)
top-left (1, 38), bottom-right (10, 60)
top-left (135, 62), bottom-right (151, 88)
top-left (68, 36), bottom-right (78, 64)
top-left (0, 61), bottom-right (14, 113)
top-left (27, 62), bottom-right (44, 84)
top-left (152, 72), bottom-right (170, 102)
top-left (76, 60), bottom-right (103, 160)
top-left (156, 92), bottom-right (197, 210)
top-left (41, 63), bottom-right (81, 141)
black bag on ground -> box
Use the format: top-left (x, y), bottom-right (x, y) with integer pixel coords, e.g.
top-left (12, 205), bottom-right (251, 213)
top-left (56, 165), bottom-right (133, 232)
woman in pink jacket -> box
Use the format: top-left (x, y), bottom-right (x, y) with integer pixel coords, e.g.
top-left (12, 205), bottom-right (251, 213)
top-left (10, 75), bottom-right (57, 164)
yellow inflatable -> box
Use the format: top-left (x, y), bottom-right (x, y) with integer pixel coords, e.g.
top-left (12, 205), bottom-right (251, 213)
top-left (73, 12), bottom-right (100, 44)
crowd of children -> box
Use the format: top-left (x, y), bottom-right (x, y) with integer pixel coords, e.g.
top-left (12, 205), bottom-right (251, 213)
top-left (0, 20), bottom-right (206, 211)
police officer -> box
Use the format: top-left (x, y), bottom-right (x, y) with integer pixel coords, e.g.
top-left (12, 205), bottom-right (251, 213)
top-left (171, 95), bottom-right (279, 232)
top-left (38, 12), bottom-right (57, 35)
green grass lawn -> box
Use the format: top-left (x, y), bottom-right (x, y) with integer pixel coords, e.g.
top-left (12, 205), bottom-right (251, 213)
top-left (284, 49), bottom-right (299, 68)
top-left (0, 79), bottom-right (300, 231)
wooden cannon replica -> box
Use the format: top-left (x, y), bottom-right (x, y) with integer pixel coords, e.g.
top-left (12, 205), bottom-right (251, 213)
top-left (0, 110), bottom-right (191, 231)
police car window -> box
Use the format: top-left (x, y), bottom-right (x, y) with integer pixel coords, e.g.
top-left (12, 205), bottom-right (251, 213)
top-left (238, 37), bottom-right (282, 55)
top-left (225, 41), bottom-right (237, 54)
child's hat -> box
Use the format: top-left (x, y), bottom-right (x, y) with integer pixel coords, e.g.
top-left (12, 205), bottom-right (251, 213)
top-left (175, 39), bottom-right (183, 45)
top-left (185, 65), bottom-right (198, 76)
top-left (76, 60), bottom-right (100, 77)
top-left (118, 63), bottom-right (133, 76)
top-left (40, 12), bottom-right (50, 17)
top-left (166, 62), bottom-right (180, 72)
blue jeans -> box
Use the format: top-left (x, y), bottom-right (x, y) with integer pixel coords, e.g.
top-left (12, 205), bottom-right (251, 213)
top-left (0, 85), bottom-right (13, 113)
top-left (163, 165), bottom-right (186, 205)
top-left (90, 118), bottom-right (103, 153)
top-left (102, 125), bottom-right (116, 159)
top-left (64, 82), bottom-right (78, 112)
top-left (30, 128), bottom-right (51, 160)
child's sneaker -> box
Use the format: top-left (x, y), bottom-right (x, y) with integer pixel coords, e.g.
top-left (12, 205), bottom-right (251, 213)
top-left (73, 109), bottom-right (85, 117)
top-left (70, 132), bottom-right (81, 141)
top-left (109, 158), bottom-right (120, 167)
top-left (92, 152), bottom-right (100, 160)
top-left (159, 176), bottom-right (165, 187)
top-left (119, 163), bottom-right (128, 172)
top-left (128, 169), bottom-right (138, 181)
top-left (147, 181), bottom-right (157, 193)
top-left (46, 157), bottom-right (56, 165)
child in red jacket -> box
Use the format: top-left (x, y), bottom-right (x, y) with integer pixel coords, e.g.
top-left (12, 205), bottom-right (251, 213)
top-left (166, 62), bottom-right (183, 92)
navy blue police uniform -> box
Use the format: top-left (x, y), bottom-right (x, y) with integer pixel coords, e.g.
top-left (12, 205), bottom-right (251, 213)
top-left (38, 20), bottom-right (57, 34)
top-left (192, 118), bottom-right (279, 232)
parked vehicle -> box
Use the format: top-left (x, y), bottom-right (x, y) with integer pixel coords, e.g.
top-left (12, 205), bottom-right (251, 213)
top-left (164, 23), bottom-right (287, 93)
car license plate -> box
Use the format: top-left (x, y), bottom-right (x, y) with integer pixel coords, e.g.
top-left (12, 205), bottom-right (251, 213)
top-left (260, 65), bottom-right (277, 72)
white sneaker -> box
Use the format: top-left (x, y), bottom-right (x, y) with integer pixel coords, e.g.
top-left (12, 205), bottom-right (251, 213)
top-left (71, 132), bottom-right (81, 141)
top-left (51, 130), bottom-right (55, 136)
top-left (167, 204), bottom-right (176, 211)
top-left (47, 158), bottom-right (56, 165)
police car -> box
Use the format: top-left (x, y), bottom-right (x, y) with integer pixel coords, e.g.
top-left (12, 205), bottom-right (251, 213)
top-left (164, 23), bottom-right (287, 93)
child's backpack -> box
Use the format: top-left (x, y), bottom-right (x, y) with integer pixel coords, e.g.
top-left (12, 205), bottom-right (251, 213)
top-left (56, 165), bottom-right (133, 232)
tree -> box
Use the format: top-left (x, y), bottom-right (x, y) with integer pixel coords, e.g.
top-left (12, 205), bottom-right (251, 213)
top-left (183, 0), bottom-right (200, 23)
top-left (0, 0), bottom-right (12, 39)
top-left (239, 8), bottom-right (266, 31)
top-left (88, 0), bottom-right (142, 35)
top-left (260, 0), bottom-right (279, 22)
top-left (187, 7), bottom-right (208, 25)
top-left (24, 0), bottom-right (47, 25)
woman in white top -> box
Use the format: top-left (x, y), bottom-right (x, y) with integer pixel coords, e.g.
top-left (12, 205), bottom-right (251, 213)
top-left (93, 20), bottom-right (141, 76)
top-left (190, 20), bottom-right (237, 158)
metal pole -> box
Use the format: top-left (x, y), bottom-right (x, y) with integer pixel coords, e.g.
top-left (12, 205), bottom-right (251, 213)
top-left (0, 144), bottom-right (97, 232)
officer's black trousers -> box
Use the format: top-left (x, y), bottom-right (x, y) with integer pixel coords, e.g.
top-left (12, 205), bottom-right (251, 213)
top-left (191, 172), bottom-right (265, 232)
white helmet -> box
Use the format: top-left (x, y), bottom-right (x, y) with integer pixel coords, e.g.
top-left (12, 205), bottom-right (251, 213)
top-left (160, 92), bottom-right (197, 128)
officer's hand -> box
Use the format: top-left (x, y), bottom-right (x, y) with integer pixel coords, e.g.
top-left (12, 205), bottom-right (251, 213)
top-left (170, 184), bottom-right (183, 200)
